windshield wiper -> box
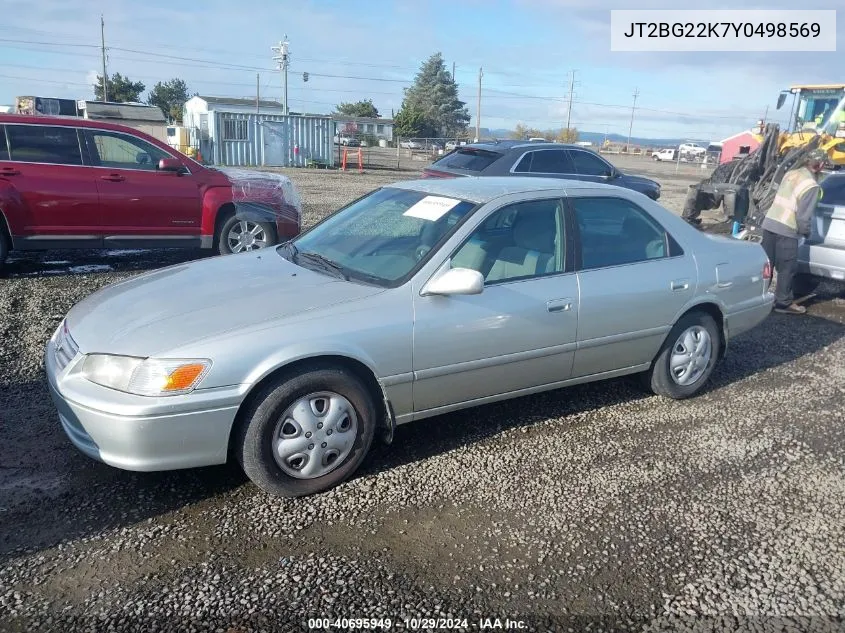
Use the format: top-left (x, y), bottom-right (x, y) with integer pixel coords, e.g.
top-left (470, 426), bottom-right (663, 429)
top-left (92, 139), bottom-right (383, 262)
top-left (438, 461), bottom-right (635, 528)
top-left (279, 241), bottom-right (298, 261)
top-left (294, 250), bottom-right (349, 281)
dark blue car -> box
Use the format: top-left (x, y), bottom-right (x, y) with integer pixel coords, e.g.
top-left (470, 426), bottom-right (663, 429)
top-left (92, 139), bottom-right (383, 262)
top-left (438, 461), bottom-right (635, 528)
top-left (423, 140), bottom-right (661, 200)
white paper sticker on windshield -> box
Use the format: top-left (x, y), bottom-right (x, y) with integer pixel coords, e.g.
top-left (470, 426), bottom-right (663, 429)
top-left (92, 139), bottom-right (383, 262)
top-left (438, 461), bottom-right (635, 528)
top-left (403, 195), bottom-right (461, 221)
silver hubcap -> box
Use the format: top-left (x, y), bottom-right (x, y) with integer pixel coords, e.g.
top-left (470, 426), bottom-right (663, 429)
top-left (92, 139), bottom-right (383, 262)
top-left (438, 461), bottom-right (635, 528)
top-left (273, 392), bottom-right (358, 479)
top-left (227, 221), bottom-right (268, 253)
top-left (670, 325), bottom-right (712, 386)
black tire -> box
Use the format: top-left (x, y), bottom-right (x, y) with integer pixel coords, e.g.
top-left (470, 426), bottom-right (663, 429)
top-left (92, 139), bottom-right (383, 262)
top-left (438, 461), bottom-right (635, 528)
top-left (217, 215), bottom-right (277, 255)
top-left (644, 311), bottom-right (721, 400)
top-left (793, 273), bottom-right (821, 298)
top-left (235, 365), bottom-right (376, 498)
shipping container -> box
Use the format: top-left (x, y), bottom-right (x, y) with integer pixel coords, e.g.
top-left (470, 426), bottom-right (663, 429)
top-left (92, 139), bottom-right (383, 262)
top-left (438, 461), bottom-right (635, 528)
top-left (211, 112), bottom-right (334, 168)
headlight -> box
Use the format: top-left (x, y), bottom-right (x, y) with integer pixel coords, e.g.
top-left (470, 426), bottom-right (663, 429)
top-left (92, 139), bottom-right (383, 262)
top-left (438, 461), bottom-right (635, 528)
top-left (82, 354), bottom-right (212, 396)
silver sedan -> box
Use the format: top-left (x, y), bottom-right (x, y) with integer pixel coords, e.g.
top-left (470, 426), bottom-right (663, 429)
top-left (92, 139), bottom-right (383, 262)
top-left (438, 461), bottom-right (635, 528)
top-left (45, 177), bottom-right (774, 497)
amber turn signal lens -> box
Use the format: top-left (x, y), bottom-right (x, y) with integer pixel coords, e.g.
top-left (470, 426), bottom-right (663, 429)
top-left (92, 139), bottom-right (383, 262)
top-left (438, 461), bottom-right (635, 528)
top-left (163, 364), bottom-right (208, 392)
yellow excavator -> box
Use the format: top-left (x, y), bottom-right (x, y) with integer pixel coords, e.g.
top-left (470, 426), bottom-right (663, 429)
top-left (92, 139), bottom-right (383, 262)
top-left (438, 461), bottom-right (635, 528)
top-left (762, 84), bottom-right (845, 169)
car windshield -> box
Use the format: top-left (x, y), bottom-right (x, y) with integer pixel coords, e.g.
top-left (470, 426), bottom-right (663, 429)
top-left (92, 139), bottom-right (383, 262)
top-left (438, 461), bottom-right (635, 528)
top-left (281, 187), bottom-right (477, 287)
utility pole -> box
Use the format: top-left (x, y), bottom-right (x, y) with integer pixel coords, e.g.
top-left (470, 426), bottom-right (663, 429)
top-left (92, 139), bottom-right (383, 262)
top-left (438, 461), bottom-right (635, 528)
top-left (452, 62), bottom-right (456, 80)
top-left (256, 73), bottom-right (260, 115)
top-left (100, 15), bottom-right (108, 102)
top-left (627, 88), bottom-right (639, 152)
top-left (271, 36), bottom-right (290, 115)
top-left (565, 70), bottom-right (576, 131)
top-left (476, 67), bottom-right (483, 142)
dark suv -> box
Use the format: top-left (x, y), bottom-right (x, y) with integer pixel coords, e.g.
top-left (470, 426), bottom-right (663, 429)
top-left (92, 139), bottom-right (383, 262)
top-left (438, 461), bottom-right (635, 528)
top-left (423, 141), bottom-right (661, 200)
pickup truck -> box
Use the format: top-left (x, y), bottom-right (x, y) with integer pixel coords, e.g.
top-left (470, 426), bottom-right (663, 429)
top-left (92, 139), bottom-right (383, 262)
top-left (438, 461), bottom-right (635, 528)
top-left (0, 114), bottom-right (302, 266)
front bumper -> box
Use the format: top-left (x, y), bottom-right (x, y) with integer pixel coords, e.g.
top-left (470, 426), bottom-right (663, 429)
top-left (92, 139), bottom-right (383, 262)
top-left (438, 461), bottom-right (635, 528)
top-left (45, 331), bottom-right (243, 472)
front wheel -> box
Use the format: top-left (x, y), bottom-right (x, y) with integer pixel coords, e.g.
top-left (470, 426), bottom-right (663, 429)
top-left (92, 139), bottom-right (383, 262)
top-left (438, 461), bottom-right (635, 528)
top-left (643, 311), bottom-right (721, 399)
top-left (218, 216), bottom-right (276, 255)
top-left (235, 366), bottom-right (376, 498)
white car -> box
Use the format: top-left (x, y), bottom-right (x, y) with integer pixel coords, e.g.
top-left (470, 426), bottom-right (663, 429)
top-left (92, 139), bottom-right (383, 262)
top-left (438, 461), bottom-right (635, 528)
top-left (400, 140), bottom-right (421, 150)
top-left (679, 143), bottom-right (707, 156)
top-left (653, 148), bottom-right (676, 161)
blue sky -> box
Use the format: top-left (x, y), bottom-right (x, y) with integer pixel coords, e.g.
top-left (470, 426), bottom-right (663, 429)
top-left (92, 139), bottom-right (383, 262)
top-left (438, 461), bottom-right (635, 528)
top-left (0, 0), bottom-right (841, 142)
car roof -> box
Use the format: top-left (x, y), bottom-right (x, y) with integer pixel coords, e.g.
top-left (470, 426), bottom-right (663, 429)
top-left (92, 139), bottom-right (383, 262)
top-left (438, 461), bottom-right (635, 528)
top-left (387, 176), bottom-right (624, 204)
top-left (0, 113), bottom-right (144, 134)
top-left (457, 140), bottom-right (585, 152)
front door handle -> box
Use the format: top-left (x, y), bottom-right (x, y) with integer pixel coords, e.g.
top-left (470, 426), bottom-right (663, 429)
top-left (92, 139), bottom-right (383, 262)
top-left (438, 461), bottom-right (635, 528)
top-left (670, 279), bottom-right (690, 291)
top-left (0, 167), bottom-right (20, 176)
top-left (547, 298), bottom-right (573, 313)
top-left (100, 174), bottom-right (125, 182)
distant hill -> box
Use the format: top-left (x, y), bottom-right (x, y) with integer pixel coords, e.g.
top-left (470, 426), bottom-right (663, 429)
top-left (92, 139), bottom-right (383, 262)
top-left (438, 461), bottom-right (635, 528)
top-left (480, 128), bottom-right (706, 148)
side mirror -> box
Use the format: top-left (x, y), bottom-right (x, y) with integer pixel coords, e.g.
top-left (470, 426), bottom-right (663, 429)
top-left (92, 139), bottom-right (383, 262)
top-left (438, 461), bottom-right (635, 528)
top-left (158, 158), bottom-right (186, 173)
top-left (421, 267), bottom-right (484, 296)
top-left (605, 167), bottom-right (619, 179)
top-left (777, 92), bottom-right (788, 110)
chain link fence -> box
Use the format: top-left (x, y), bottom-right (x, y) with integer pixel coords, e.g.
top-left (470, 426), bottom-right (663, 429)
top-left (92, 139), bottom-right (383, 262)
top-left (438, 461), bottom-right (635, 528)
top-left (333, 137), bottom-right (472, 171)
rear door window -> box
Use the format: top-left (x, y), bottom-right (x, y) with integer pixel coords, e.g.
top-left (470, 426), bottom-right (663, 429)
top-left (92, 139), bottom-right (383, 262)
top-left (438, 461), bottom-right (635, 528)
top-left (521, 149), bottom-right (576, 174)
top-left (434, 148), bottom-right (502, 171)
top-left (6, 124), bottom-right (83, 165)
top-left (570, 150), bottom-right (613, 176)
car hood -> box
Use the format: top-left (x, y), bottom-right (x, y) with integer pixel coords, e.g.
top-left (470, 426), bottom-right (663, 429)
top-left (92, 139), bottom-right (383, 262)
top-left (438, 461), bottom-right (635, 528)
top-left (66, 252), bottom-right (384, 357)
top-left (619, 172), bottom-right (659, 188)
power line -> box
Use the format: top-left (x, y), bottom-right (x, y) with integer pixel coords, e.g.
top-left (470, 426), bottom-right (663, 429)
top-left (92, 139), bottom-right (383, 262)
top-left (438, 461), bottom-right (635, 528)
top-left (0, 35), bottom-right (767, 126)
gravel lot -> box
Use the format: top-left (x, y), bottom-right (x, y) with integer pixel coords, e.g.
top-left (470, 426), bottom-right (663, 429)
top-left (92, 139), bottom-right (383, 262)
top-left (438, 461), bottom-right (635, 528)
top-left (1, 157), bottom-right (844, 632)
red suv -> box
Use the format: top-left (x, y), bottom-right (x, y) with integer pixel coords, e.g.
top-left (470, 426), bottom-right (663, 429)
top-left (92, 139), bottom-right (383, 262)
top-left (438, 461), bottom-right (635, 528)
top-left (0, 114), bottom-right (302, 266)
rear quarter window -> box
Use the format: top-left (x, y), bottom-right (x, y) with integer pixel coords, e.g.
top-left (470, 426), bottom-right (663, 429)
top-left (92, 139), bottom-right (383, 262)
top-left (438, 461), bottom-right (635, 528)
top-left (433, 148), bottom-right (503, 172)
top-left (6, 124), bottom-right (83, 165)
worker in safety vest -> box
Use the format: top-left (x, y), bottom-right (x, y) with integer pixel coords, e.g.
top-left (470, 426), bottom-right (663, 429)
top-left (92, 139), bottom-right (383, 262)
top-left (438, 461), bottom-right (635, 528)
top-left (760, 149), bottom-right (826, 314)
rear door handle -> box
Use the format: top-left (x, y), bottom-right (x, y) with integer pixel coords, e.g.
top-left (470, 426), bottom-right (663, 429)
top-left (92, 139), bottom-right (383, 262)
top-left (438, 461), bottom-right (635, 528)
top-left (670, 279), bottom-right (690, 291)
top-left (100, 174), bottom-right (125, 182)
top-left (0, 167), bottom-right (20, 176)
top-left (547, 298), bottom-right (573, 313)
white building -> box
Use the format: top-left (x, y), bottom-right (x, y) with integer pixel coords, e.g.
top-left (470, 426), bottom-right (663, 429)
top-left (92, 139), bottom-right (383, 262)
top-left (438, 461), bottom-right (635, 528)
top-left (181, 95), bottom-right (334, 167)
top-left (332, 115), bottom-right (394, 142)
top-left (183, 95), bottom-right (287, 159)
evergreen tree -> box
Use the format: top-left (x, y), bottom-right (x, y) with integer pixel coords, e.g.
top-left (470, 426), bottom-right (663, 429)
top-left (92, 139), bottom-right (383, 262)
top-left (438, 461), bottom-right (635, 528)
top-left (393, 102), bottom-right (427, 138)
top-left (401, 53), bottom-right (470, 137)
top-left (147, 78), bottom-right (191, 123)
top-left (93, 72), bottom-right (145, 103)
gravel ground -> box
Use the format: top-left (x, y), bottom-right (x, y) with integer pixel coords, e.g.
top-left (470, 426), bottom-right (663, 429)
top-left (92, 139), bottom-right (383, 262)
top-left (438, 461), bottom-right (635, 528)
top-left (1, 160), bottom-right (845, 632)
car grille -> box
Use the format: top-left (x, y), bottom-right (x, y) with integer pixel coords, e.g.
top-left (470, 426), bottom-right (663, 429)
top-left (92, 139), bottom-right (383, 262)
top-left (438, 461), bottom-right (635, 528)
top-left (54, 323), bottom-right (80, 372)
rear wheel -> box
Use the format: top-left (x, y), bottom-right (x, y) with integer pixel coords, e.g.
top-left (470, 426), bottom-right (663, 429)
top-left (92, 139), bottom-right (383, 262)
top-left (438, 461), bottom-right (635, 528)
top-left (218, 216), bottom-right (276, 255)
top-left (235, 366), bottom-right (376, 498)
top-left (644, 311), bottom-right (721, 399)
